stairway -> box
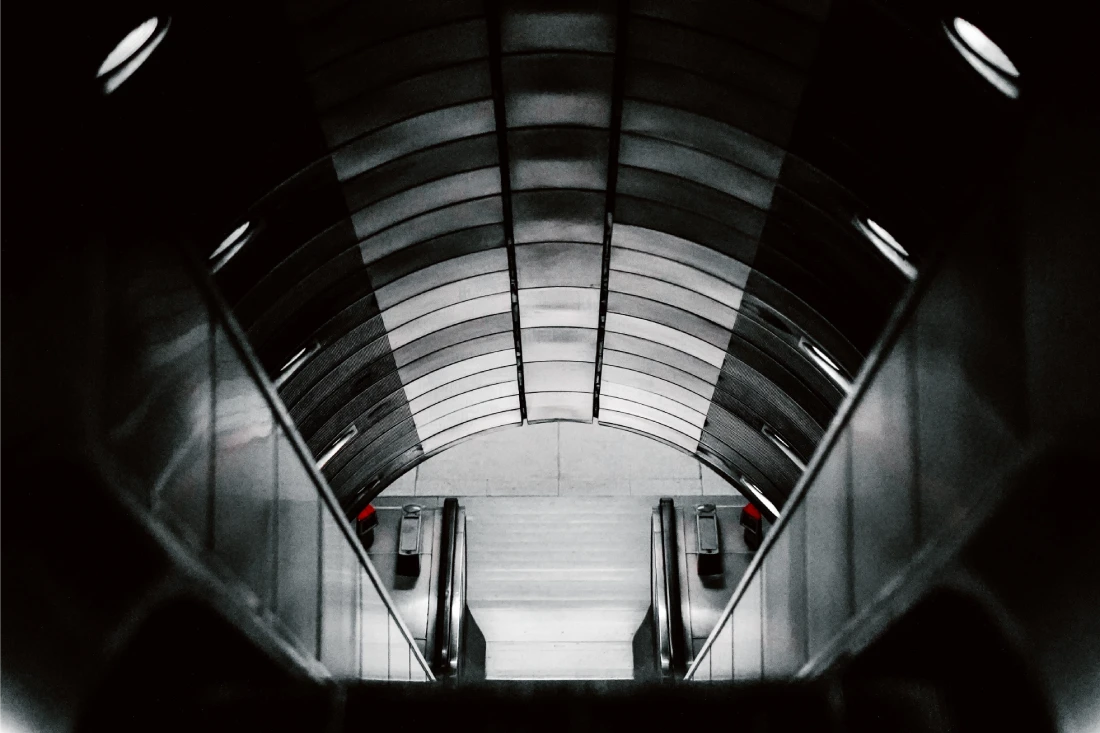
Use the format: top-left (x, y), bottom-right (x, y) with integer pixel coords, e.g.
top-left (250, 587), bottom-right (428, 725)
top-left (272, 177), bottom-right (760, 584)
top-left (464, 497), bottom-right (653, 680)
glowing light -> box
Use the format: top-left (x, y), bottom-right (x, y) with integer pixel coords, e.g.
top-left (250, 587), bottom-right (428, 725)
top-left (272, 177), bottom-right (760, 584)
top-left (945, 18), bottom-right (1019, 98)
top-left (799, 337), bottom-right (853, 393)
top-left (856, 217), bottom-right (917, 280)
top-left (210, 221), bottom-right (253, 272)
top-left (97, 17), bottom-right (170, 94)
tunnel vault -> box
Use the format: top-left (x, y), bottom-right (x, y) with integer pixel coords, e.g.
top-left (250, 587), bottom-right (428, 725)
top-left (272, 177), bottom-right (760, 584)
top-left (206, 0), bottom-right (1015, 519)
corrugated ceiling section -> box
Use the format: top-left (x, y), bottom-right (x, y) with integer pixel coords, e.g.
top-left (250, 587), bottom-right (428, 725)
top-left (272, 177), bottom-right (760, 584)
top-left (217, 0), bottom-right (907, 517)
top-left (504, 2), bottom-right (617, 422)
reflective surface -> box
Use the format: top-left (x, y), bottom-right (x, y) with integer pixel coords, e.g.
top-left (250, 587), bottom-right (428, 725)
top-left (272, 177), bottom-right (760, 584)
top-left (218, 0), bottom-right (940, 513)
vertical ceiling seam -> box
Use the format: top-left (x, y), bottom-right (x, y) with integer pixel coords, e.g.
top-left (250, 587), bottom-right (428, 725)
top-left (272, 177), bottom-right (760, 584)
top-left (594, 0), bottom-right (631, 419)
top-left (484, 0), bottom-right (527, 421)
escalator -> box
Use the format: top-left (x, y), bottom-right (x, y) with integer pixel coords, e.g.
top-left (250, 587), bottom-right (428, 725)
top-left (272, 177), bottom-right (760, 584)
top-left (362, 497), bottom-right (476, 682)
top-left (647, 497), bottom-right (764, 680)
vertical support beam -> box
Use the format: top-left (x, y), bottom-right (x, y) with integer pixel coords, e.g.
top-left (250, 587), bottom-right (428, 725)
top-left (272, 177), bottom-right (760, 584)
top-left (593, 0), bottom-right (630, 418)
top-left (484, 0), bottom-right (527, 421)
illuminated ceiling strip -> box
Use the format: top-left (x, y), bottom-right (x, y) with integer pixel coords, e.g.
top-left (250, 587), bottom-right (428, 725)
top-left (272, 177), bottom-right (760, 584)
top-left (317, 424), bottom-right (359, 470)
top-left (854, 217), bottom-right (917, 281)
top-left (98, 16), bottom-right (171, 95)
top-left (210, 221), bottom-right (254, 273)
top-left (799, 336), bottom-right (852, 394)
top-left (761, 425), bottom-right (807, 472)
top-left (274, 341), bottom-right (321, 389)
top-left (738, 474), bottom-right (779, 519)
top-left (944, 18), bottom-right (1020, 99)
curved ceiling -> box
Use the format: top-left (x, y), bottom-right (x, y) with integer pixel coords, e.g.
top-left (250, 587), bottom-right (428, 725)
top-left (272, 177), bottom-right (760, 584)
top-left (16, 0), bottom-right (1024, 521)
top-left (196, 0), bottom-right (1025, 519)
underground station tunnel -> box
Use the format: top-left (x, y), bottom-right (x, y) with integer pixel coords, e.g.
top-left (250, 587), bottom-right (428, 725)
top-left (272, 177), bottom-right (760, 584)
top-left (2, 1), bottom-right (1099, 731)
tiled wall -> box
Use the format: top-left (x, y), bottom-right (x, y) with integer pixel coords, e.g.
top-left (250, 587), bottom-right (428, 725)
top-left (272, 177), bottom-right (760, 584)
top-left (380, 421), bottom-right (740, 498)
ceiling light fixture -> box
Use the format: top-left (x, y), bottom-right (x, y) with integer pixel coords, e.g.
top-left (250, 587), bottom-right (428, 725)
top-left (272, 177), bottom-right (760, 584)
top-left (762, 425), bottom-right (807, 471)
top-left (97, 16), bottom-right (171, 95)
top-left (317, 424), bottom-right (359, 470)
top-left (799, 337), bottom-right (853, 393)
top-left (738, 474), bottom-right (779, 519)
top-left (855, 217), bottom-right (917, 280)
top-left (274, 342), bottom-right (321, 389)
top-left (210, 221), bottom-right (254, 273)
top-left (945, 17), bottom-right (1020, 99)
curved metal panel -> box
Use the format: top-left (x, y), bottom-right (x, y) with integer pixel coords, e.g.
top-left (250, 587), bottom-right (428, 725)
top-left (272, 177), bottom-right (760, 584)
top-left (520, 327), bottom-right (597, 363)
top-left (359, 196), bottom-right (504, 266)
top-left (518, 287), bottom-right (600, 329)
top-left (523, 361), bottom-right (595, 394)
top-left (515, 242), bottom-right (602, 288)
top-left (417, 394), bottom-right (521, 439)
top-left (600, 382), bottom-right (707, 429)
top-left (602, 332), bottom-right (721, 384)
top-left (508, 127), bottom-right (609, 191)
top-left (375, 249), bottom-right (509, 310)
top-left (502, 53), bottom-right (614, 128)
top-left (323, 61), bottom-right (493, 148)
top-left (343, 134), bottom-right (499, 213)
top-left (333, 100), bottom-right (498, 182)
top-left (408, 365), bottom-right (517, 414)
top-left (605, 313), bottom-right (727, 368)
top-left (598, 410), bottom-right (699, 454)
top-left (612, 223), bottom-right (752, 286)
top-left (501, 6), bottom-right (616, 54)
top-left (403, 349), bottom-right (517, 401)
top-left (511, 189), bottom-right (605, 244)
top-left (609, 270), bottom-right (738, 330)
top-left (628, 16), bottom-right (807, 110)
top-left (601, 365), bottom-right (713, 414)
top-left (398, 332), bottom-right (516, 384)
top-left (392, 313), bottom-right (514, 369)
top-left (387, 292), bottom-right (512, 349)
top-left (610, 248), bottom-right (745, 310)
top-left (293, 1), bottom-right (484, 69)
top-left (601, 351), bottom-right (717, 400)
top-left (630, 0), bottom-right (821, 69)
top-left (411, 381), bottom-right (520, 429)
top-left (619, 134), bottom-right (775, 211)
top-left (368, 223), bottom-right (504, 290)
top-left (621, 100), bottom-right (785, 179)
top-left (381, 272), bottom-right (510, 330)
top-left (606, 291), bottom-right (732, 350)
top-left (309, 20), bottom-right (490, 110)
top-left (526, 391), bottom-right (594, 422)
top-left (421, 409), bottom-right (522, 454)
top-left (352, 168), bottom-right (502, 239)
top-left (600, 395), bottom-right (703, 442)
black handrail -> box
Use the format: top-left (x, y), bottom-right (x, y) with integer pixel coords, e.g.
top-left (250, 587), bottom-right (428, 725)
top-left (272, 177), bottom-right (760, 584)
top-left (433, 498), bottom-right (460, 678)
top-left (659, 498), bottom-right (687, 676)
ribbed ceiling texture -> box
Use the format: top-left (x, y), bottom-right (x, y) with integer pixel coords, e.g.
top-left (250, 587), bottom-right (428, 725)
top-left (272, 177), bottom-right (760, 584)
top-left (206, 0), bottom-right (1019, 519)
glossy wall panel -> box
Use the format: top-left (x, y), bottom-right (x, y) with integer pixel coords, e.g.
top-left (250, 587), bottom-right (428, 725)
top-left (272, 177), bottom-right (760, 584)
top-left (276, 430), bottom-right (321, 654)
top-left (762, 505), bottom-right (806, 677)
top-left (104, 246), bottom-right (214, 545)
top-left (732, 572), bottom-right (763, 681)
top-left (321, 510), bottom-right (360, 678)
top-left (804, 427), bottom-right (852, 659)
top-left (850, 328), bottom-right (917, 610)
top-left (214, 325), bottom-right (277, 606)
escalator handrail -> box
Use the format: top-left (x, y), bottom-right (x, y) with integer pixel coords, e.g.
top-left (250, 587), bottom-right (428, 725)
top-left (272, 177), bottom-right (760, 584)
top-left (652, 509), bottom-right (672, 677)
top-left (659, 498), bottom-right (686, 675)
top-left (434, 498), bottom-right (459, 676)
top-left (187, 249), bottom-right (436, 680)
top-left (447, 508), bottom-right (466, 677)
